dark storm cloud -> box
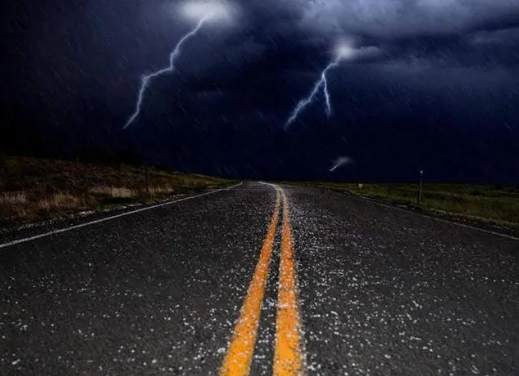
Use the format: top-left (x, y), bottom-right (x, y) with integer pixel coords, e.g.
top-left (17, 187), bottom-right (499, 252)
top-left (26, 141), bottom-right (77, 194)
top-left (175, 0), bottom-right (519, 99)
top-left (294, 0), bottom-right (519, 38)
top-left (1, 0), bottom-right (519, 182)
top-left (114, 0), bottom-right (519, 184)
top-left (162, 0), bottom-right (519, 132)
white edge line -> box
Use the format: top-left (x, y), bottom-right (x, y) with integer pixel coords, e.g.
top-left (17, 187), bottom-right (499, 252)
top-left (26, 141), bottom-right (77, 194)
top-left (0, 182), bottom-right (243, 250)
top-left (348, 192), bottom-right (519, 242)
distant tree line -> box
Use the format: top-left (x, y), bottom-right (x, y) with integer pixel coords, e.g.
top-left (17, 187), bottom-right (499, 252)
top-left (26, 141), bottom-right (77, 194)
top-left (0, 104), bottom-right (146, 169)
top-left (0, 143), bottom-right (145, 169)
top-left (71, 146), bottom-right (144, 167)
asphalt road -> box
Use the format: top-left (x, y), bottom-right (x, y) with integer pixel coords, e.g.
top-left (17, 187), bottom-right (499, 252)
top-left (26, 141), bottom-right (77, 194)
top-left (1, 182), bottom-right (518, 375)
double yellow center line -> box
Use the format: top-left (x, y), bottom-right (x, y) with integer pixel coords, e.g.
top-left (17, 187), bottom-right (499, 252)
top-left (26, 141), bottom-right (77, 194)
top-left (274, 189), bottom-right (303, 375)
top-left (219, 185), bottom-right (304, 376)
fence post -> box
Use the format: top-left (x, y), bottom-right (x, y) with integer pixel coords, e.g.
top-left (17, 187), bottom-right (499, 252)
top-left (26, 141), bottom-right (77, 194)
top-left (145, 165), bottom-right (150, 196)
top-left (418, 169), bottom-right (424, 205)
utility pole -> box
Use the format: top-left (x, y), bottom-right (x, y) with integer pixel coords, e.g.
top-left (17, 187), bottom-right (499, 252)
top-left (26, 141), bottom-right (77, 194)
top-left (418, 169), bottom-right (424, 205)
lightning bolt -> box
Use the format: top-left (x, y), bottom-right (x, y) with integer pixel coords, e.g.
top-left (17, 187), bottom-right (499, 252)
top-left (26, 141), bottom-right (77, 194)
top-left (329, 162), bottom-right (341, 172)
top-left (123, 17), bottom-right (209, 130)
top-left (284, 58), bottom-right (341, 130)
top-left (329, 156), bottom-right (352, 172)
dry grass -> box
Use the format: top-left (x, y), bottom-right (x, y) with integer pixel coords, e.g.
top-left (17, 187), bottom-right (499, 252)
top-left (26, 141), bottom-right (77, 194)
top-left (90, 186), bottom-right (138, 198)
top-left (34, 193), bottom-right (87, 211)
top-left (0, 192), bottom-right (29, 218)
top-left (90, 186), bottom-right (175, 198)
top-left (0, 156), bottom-right (232, 224)
top-left (1, 191), bottom-right (28, 205)
top-left (149, 186), bottom-right (172, 194)
top-left (0, 191), bottom-right (94, 220)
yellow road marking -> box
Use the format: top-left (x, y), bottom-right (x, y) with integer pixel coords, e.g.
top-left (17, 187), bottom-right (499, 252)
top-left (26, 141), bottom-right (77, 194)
top-left (274, 189), bottom-right (304, 376)
top-left (219, 187), bottom-right (281, 376)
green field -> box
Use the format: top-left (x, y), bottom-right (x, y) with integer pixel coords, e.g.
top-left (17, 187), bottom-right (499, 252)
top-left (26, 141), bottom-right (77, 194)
top-left (289, 181), bottom-right (519, 232)
top-left (0, 156), bottom-right (232, 224)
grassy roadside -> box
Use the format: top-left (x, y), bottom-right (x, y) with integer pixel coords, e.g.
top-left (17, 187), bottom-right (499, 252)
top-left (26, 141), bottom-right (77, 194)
top-left (0, 156), bottom-right (232, 225)
top-left (283, 181), bottom-right (519, 234)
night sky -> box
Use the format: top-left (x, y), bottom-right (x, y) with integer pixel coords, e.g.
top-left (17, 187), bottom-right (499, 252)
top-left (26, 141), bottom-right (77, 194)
top-left (1, 0), bottom-right (519, 182)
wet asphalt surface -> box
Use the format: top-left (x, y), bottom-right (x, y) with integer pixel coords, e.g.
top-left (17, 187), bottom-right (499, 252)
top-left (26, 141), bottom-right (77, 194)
top-left (1, 181), bottom-right (518, 375)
